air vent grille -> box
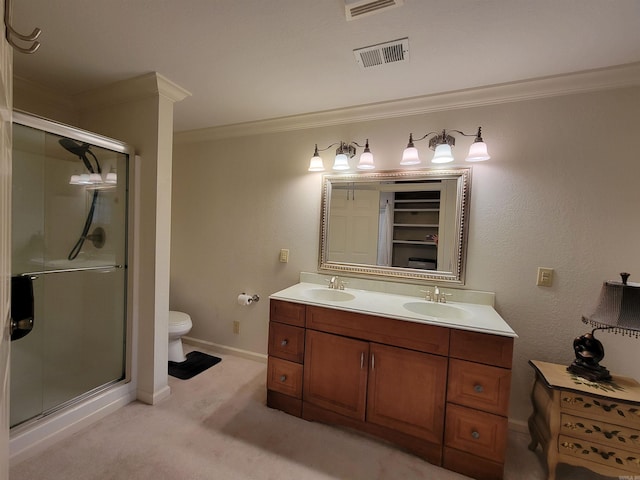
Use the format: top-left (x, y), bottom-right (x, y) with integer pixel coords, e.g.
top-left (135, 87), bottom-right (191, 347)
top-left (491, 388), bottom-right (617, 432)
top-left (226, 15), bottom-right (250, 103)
top-left (345, 0), bottom-right (403, 21)
top-left (353, 38), bottom-right (409, 69)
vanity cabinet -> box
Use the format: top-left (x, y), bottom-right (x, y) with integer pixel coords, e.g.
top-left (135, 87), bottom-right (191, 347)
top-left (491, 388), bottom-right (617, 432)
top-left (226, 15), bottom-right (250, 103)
top-left (266, 300), bottom-right (306, 416)
top-left (266, 299), bottom-right (514, 480)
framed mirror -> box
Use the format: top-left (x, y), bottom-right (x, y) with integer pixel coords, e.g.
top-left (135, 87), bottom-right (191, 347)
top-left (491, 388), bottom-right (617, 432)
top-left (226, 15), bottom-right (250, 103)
top-left (319, 168), bottom-right (471, 284)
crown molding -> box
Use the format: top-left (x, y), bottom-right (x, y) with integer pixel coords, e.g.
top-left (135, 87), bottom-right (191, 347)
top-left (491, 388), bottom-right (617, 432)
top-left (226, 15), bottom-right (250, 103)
top-left (175, 62), bottom-right (640, 144)
top-left (75, 72), bottom-right (191, 111)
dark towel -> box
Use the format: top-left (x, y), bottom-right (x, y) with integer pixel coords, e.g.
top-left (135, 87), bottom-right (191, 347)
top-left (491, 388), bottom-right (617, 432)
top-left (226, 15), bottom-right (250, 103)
top-left (11, 275), bottom-right (34, 341)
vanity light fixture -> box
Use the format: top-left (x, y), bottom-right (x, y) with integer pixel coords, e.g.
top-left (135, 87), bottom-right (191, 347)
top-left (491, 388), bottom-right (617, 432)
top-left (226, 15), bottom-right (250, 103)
top-left (308, 140), bottom-right (375, 172)
top-left (401, 127), bottom-right (490, 165)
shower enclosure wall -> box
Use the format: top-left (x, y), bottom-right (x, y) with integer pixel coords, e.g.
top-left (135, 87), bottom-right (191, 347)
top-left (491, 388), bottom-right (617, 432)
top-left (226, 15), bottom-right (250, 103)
top-left (10, 112), bottom-right (132, 431)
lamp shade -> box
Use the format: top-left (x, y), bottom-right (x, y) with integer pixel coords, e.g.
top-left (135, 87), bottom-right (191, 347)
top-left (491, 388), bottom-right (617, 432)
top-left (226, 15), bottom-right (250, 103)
top-left (401, 146), bottom-right (420, 165)
top-left (308, 154), bottom-right (325, 172)
top-left (582, 278), bottom-right (640, 336)
top-left (105, 171), bottom-right (118, 184)
top-left (431, 144), bottom-right (454, 163)
top-left (332, 153), bottom-right (350, 170)
top-left (88, 173), bottom-right (103, 184)
top-left (466, 141), bottom-right (491, 162)
top-left (357, 151), bottom-right (375, 170)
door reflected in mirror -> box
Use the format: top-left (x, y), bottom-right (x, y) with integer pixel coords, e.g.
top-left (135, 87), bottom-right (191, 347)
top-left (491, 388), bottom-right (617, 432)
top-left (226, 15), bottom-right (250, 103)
top-left (319, 168), bottom-right (471, 284)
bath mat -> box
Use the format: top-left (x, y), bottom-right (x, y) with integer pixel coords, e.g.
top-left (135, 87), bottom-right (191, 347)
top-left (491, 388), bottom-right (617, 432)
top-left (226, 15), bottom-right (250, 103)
top-left (168, 351), bottom-right (221, 380)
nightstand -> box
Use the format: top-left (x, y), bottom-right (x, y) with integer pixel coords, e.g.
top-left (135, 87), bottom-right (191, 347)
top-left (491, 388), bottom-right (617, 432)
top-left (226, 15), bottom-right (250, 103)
top-left (528, 360), bottom-right (640, 480)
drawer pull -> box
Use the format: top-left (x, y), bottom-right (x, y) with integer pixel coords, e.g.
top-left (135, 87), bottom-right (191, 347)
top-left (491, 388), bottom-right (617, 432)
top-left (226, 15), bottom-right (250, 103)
top-left (280, 375), bottom-right (287, 382)
top-left (473, 384), bottom-right (484, 393)
top-left (471, 431), bottom-right (480, 440)
top-left (280, 339), bottom-right (288, 346)
top-left (360, 352), bottom-right (364, 369)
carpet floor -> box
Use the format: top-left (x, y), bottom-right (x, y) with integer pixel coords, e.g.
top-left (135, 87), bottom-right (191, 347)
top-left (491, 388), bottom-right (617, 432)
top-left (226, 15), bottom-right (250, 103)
top-left (10, 346), bottom-right (617, 479)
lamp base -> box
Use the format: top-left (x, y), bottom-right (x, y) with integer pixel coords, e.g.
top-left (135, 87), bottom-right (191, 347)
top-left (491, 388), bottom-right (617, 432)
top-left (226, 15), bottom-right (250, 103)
top-left (567, 330), bottom-right (612, 382)
top-left (567, 362), bottom-right (611, 382)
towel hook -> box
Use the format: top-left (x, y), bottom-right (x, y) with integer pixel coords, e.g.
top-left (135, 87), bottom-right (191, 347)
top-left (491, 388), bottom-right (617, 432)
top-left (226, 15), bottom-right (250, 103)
top-left (4, 0), bottom-right (41, 54)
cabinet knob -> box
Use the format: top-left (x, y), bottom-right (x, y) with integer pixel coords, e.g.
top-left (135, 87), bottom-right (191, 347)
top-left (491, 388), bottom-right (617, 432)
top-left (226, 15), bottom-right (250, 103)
top-left (474, 384), bottom-right (484, 393)
top-left (280, 339), bottom-right (288, 346)
top-left (471, 431), bottom-right (480, 440)
top-left (280, 375), bottom-right (287, 382)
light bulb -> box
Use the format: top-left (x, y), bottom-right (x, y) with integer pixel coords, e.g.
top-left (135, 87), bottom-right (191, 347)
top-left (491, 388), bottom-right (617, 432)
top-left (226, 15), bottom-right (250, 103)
top-left (401, 146), bottom-right (420, 165)
top-left (332, 153), bottom-right (350, 170)
top-left (431, 144), bottom-right (454, 163)
top-left (466, 141), bottom-right (490, 162)
top-left (357, 151), bottom-right (375, 170)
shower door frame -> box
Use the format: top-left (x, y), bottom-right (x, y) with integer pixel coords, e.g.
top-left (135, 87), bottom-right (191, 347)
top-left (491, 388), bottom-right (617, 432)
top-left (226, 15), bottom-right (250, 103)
top-left (10, 110), bottom-right (136, 427)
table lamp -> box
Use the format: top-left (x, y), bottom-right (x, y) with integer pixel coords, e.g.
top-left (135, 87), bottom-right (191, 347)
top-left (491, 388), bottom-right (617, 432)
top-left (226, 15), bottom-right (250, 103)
top-left (567, 272), bottom-right (640, 382)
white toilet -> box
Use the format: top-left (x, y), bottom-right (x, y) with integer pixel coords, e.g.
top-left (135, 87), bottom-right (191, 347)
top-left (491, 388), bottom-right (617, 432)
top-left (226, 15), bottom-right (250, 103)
top-left (168, 310), bottom-right (193, 363)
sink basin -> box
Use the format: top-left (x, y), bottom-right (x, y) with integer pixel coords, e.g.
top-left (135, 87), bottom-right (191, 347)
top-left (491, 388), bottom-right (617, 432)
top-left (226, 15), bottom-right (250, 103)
top-left (402, 301), bottom-right (473, 321)
top-left (304, 288), bottom-right (356, 302)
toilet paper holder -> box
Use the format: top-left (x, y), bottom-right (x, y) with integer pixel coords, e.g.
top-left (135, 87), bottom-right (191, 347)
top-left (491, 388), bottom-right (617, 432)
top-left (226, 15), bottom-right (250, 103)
top-left (238, 293), bottom-right (260, 305)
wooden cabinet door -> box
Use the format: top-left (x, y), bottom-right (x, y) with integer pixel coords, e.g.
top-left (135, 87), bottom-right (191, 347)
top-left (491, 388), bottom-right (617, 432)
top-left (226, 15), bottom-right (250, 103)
top-left (303, 330), bottom-right (369, 421)
top-left (366, 343), bottom-right (447, 443)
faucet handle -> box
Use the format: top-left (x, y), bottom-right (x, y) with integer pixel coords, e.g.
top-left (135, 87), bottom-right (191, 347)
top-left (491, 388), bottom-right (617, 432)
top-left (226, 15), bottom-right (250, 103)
top-left (421, 288), bottom-right (433, 301)
top-left (439, 293), bottom-right (452, 303)
top-left (338, 280), bottom-right (348, 290)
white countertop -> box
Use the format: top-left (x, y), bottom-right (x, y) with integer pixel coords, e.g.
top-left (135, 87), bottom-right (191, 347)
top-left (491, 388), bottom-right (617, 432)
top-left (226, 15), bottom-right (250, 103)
top-left (270, 282), bottom-right (517, 338)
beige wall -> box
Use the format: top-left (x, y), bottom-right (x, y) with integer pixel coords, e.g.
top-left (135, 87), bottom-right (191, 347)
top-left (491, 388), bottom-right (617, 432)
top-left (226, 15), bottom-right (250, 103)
top-left (171, 85), bottom-right (640, 426)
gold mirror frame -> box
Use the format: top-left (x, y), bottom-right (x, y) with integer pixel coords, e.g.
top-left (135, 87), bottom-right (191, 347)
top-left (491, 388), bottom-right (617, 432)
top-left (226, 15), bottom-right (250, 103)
top-left (319, 168), bottom-right (471, 284)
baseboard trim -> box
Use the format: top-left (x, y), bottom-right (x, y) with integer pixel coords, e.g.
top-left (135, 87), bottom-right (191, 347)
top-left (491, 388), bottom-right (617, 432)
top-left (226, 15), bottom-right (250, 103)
top-left (136, 384), bottom-right (171, 405)
top-left (182, 336), bottom-right (268, 364)
top-left (508, 418), bottom-right (529, 434)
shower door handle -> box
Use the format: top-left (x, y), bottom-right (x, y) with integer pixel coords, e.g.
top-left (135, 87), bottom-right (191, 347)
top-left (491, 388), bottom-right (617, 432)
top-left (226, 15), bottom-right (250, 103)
top-left (10, 317), bottom-right (34, 340)
top-left (10, 275), bottom-right (35, 341)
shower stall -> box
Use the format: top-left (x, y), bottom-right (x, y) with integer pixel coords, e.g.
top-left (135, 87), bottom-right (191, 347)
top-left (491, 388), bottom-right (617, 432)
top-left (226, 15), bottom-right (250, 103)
top-left (10, 112), bottom-right (131, 432)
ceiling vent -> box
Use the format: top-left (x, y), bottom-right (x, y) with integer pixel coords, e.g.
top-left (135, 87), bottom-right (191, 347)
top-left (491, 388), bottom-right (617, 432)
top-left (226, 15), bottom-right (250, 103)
top-left (345, 0), bottom-right (403, 21)
top-left (353, 37), bottom-right (409, 69)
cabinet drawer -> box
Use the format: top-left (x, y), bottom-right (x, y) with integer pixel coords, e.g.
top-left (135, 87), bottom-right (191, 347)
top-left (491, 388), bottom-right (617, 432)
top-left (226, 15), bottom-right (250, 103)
top-left (449, 329), bottom-right (513, 368)
top-left (445, 403), bottom-right (508, 463)
top-left (267, 357), bottom-right (303, 399)
top-left (270, 299), bottom-right (305, 327)
top-left (558, 434), bottom-right (640, 475)
top-left (306, 305), bottom-right (449, 356)
top-left (268, 322), bottom-right (305, 363)
top-left (447, 358), bottom-right (511, 416)
top-left (561, 412), bottom-right (640, 450)
top-left (560, 391), bottom-right (640, 429)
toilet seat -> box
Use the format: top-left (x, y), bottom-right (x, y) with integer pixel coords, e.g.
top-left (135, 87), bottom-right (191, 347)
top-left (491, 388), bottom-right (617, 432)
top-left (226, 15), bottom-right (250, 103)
top-left (168, 310), bottom-right (193, 363)
top-left (169, 311), bottom-right (192, 331)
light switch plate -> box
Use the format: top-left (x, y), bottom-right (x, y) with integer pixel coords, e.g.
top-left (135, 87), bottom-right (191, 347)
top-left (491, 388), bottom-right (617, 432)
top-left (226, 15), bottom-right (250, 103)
top-left (279, 249), bottom-right (289, 263)
top-left (537, 267), bottom-right (554, 287)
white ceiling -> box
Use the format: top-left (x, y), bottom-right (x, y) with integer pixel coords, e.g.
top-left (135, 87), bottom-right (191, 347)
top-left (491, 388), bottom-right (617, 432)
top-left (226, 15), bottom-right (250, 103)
top-left (11, 0), bottom-right (640, 133)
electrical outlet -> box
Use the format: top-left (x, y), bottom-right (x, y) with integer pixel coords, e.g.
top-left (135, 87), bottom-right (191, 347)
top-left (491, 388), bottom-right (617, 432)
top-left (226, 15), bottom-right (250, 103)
top-left (279, 248), bottom-right (289, 263)
top-left (233, 320), bottom-right (240, 334)
top-left (536, 267), bottom-right (554, 287)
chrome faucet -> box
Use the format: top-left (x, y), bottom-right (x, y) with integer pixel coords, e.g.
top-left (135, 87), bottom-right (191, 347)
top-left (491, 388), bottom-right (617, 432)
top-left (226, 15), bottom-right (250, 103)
top-left (425, 285), bottom-right (451, 303)
top-left (328, 276), bottom-right (338, 289)
top-left (434, 286), bottom-right (452, 303)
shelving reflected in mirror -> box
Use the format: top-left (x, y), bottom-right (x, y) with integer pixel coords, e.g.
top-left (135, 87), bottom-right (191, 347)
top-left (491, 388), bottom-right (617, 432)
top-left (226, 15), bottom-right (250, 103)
top-left (319, 168), bottom-right (471, 284)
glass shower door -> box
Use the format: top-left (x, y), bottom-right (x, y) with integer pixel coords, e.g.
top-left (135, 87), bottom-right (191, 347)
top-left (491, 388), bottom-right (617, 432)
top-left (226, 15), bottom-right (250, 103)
top-left (11, 119), bottom-right (129, 428)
